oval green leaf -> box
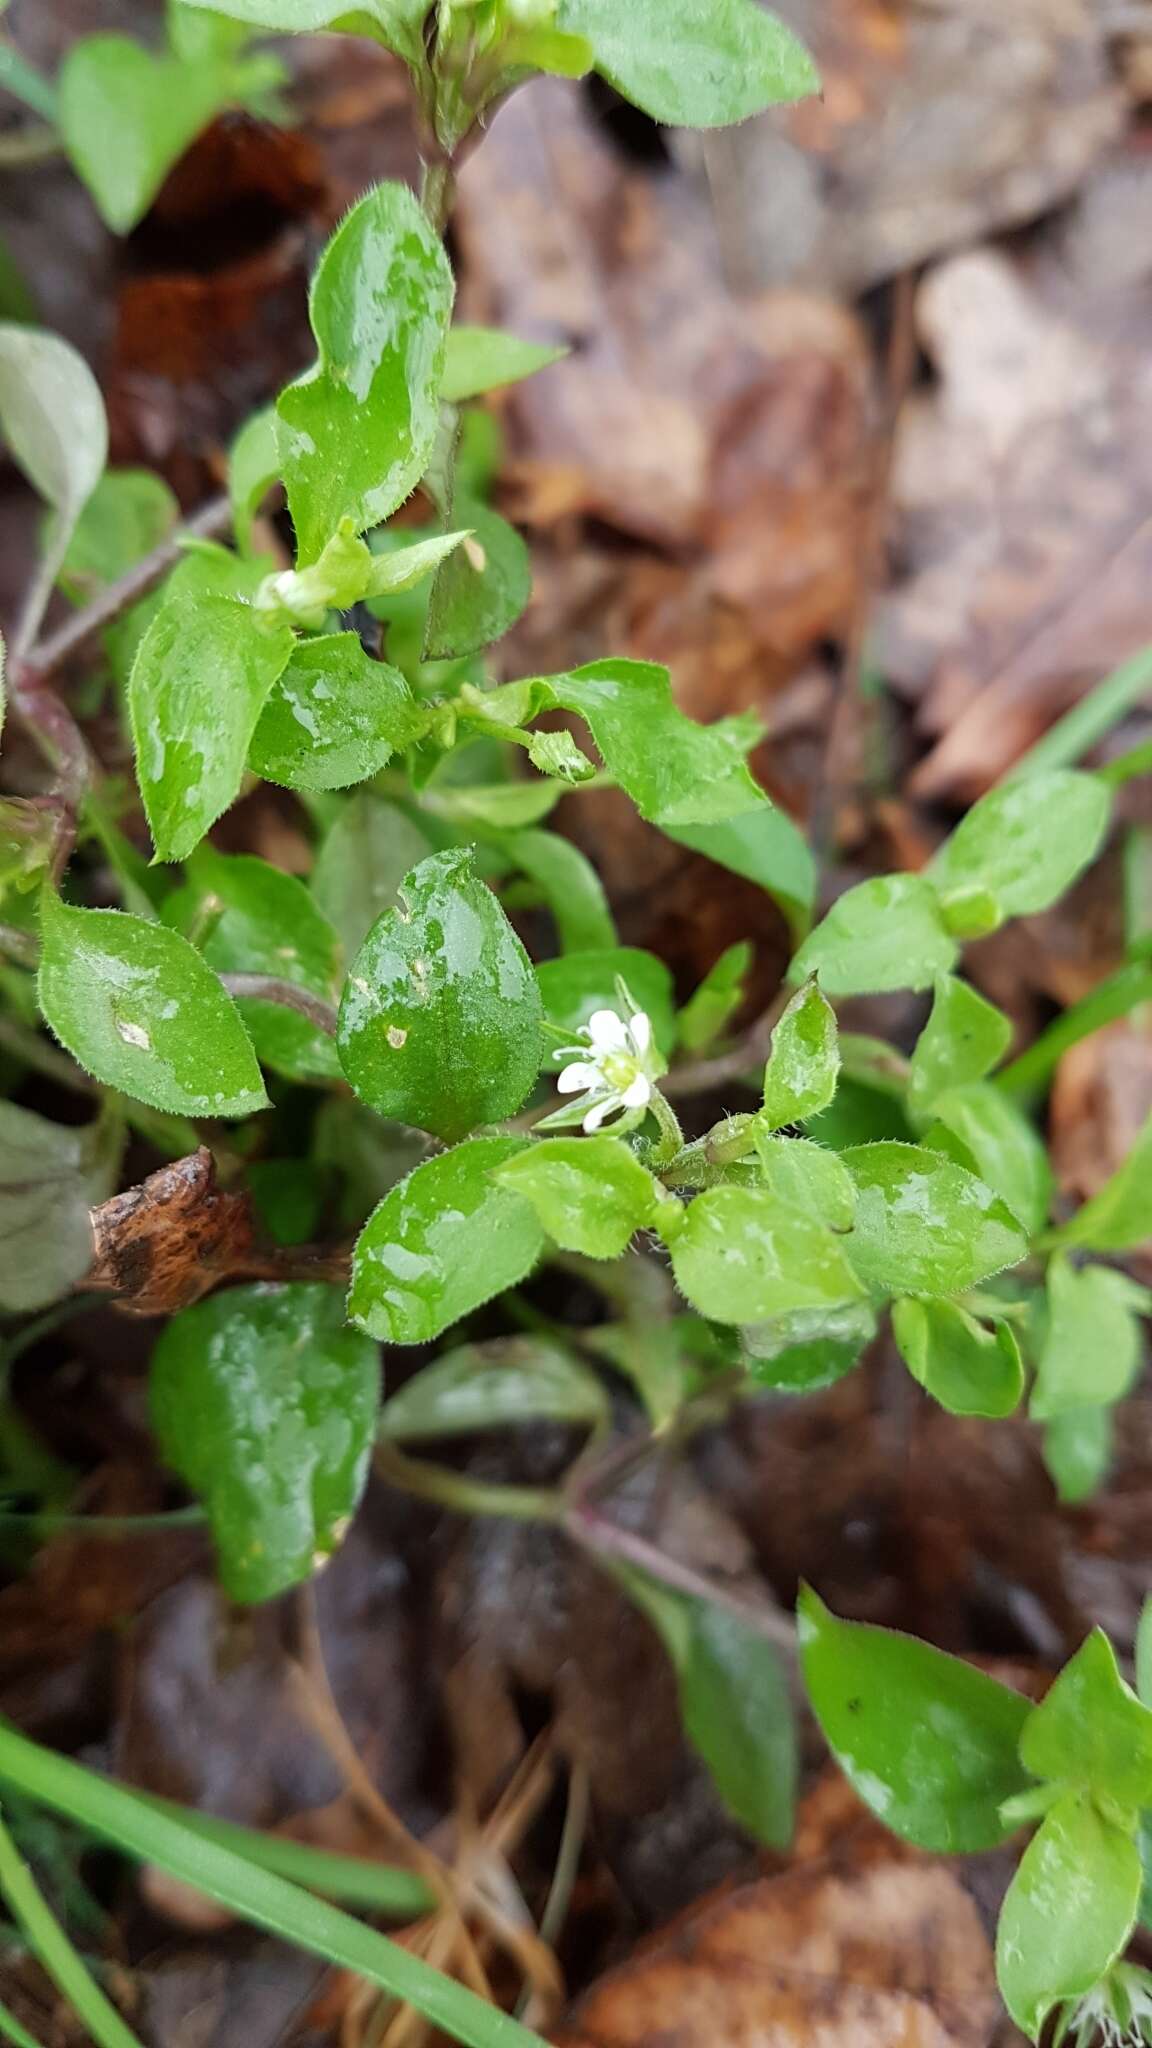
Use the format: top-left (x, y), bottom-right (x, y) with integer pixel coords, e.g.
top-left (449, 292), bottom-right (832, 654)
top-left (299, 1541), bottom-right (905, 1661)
top-left (559, 0), bottom-right (819, 126)
top-left (930, 770), bottom-right (1111, 921)
top-left (1019, 1629), bottom-right (1152, 1811)
top-left (790, 874), bottom-right (958, 997)
top-left (996, 1793), bottom-right (1141, 2040)
top-left (761, 979), bottom-right (839, 1128)
top-left (1030, 1257), bottom-right (1149, 1421)
top-left (841, 1141), bottom-right (1028, 1298)
top-left (379, 1336), bottom-right (607, 1440)
top-left (891, 1297), bottom-right (1023, 1419)
top-left (250, 633), bottom-right (427, 792)
top-left (908, 974), bottom-right (1012, 1120)
top-left (669, 1184), bottom-right (866, 1327)
top-left (312, 793), bottom-right (432, 965)
top-left (492, 1136), bottom-right (665, 1259)
top-left (925, 1082), bottom-right (1053, 1237)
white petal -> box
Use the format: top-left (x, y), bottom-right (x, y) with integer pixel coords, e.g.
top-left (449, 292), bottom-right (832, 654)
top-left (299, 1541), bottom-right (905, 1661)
top-left (621, 1074), bottom-right (652, 1109)
top-left (586, 1009), bottom-right (629, 1054)
top-left (628, 1011), bottom-right (652, 1055)
top-left (557, 1061), bottom-right (600, 1094)
top-left (583, 1095), bottom-right (619, 1133)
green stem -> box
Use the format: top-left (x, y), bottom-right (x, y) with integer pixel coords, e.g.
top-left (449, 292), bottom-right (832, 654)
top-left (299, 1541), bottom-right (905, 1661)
top-left (0, 46), bottom-right (57, 125)
top-left (1010, 643), bottom-right (1152, 779)
top-left (644, 1089), bottom-right (685, 1169)
top-left (0, 1804), bottom-right (143, 2048)
top-left (375, 1442), bottom-right (564, 1525)
top-left (0, 1995), bottom-right (45, 2048)
top-left (996, 962), bottom-right (1152, 1097)
top-left (1100, 738), bottom-right (1152, 789)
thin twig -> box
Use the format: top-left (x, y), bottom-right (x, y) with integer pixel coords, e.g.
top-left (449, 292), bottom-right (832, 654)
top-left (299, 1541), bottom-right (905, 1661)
top-left (218, 974), bottom-right (338, 1038)
top-left (566, 1503), bottom-right (797, 1656)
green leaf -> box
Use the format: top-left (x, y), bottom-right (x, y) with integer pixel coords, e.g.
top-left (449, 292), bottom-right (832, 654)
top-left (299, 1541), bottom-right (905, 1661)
top-left (1030, 1258), bottom-right (1148, 1421)
top-left (525, 730), bottom-right (596, 785)
top-left (752, 1133), bottom-right (856, 1232)
top-left (312, 794), bottom-right (432, 963)
top-left (128, 592), bottom-right (293, 862)
top-left (277, 183), bottom-right (453, 563)
top-left (0, 324), bottom-right (106, 554)
top-left (551, 662), bottom-right (764, 830)
top-left (38, 893), bottom-right (267, 1117)
top-left (891, 1297), bottom-right (1023, 1419)
top-left (378, 1336), bottom-right (606, 1440)
top-left (229, 405), bottom-right (280, 556)
top-left (249, 633), bottom-right (427, 792)
top-left (558, 0), bottom-right (819, 126)
top-left (797, 1586), bottom-right (1032, 1852)
top-left (348, 1137), bottom-right (545, 1344)
top-left (167, 2), bottom-right (252, 62)
top-left (163, 848), bottom-right (341, 1081)
top-left (57, 469), bottom-right (178, 602)
top-left (742, 1299), bottom-right (876, 1393)
top-left (908, 975), bottom-right (1012, 1120)
top-left (930, 771), bottom-right (1111, 922)
top-left (174, 0), bottom-right (429, 64)
top-left (677, 941), bottom-right (751, 1055)
top-left (925, 1083), bottom-right (1053, 1237)
top-left (1020, 1629), bottom-right (1152, 1809)
top-left (669, 811), bottom-right (815, 945)
top-left (537, 947), bottom-right (676, 1058)
top-left (996, 1793), bottom-right (1141, 2041)
top-left (338, 847), bottom-right (542, 1141)
top-left (430, 781), bottom-right (561, 831)
top-left (615, 1567), bottom-right (795, 1848)
top-left (0, 1103), bottom-right (119, 1312)
top-left (151, 1283), bottom-right (379, 1605)
top-left (493, 1136), bottom-right (666, 1258)
top-left (1137, 1597), bottom-right (1152, 1710)
top-left (790, 874), bottom-right (958, 996)
top-left (1054, 1109), bottom-right (1152, 1253)
top-left (1043, 1407), bottom-right (1113, 1506)
top-left (59, 35), bottom-right (236, 234)
top-left (500, 830), bottom-right (616, 955)
top-left (425, 500), bottom-right (531, 660)
top-left (669, 1184), bottom-right (866, 1327)
top-left (258, 523), bottom-right (469, 627)
top-left (761, 980), bottom-right (839, 1128)
top-left (841, 1141), bottom-right (1028, 1298)
top-left (440, 326), bottom-right (567, 405)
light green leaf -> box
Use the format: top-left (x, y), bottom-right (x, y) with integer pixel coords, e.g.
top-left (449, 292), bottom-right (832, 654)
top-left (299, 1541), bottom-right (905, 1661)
top-left (558, 0), bottom-right (818, 126)
top-left (930, 770), bottom-right (1111, 922)
top-left (338, 849), bottom-right (542, 1141)
top-left (229, 405), bottom-right (280, 556)
top-left (550, 662), bottom-right (764, 831)
top-left (163, 847), bottom-right (341, 1081)
top-left (379, 1336), bottom-right (606, 1440)
top-left (258, 523), bottom-right (470, 627)
top-left (842, 1141), bottom-right (1028, 1298)
top-left (1043, 1407), bottom-right (1113, 1506)
top-left (167, 2), bottom-right (252, 62)
top-left (1030, 1257), bottom-right (1148, 1421)
top-left (925, 1082), bottom-right (1053, 1237)
top-left (1054, 1109), bottom-right (1152, 1252)
top-left (798, 1586), bottom-right (1032, 1853)
top-left (908, 975), bottom-right (1012, 1120)
top-left (277, 182), bottom-right (453, 563)
top-left (0, 1103), bottom-right (120, 1312)
top-left (440, 326), bottom-right (567, 405)
top-left (742, 1299), bottom-right (875, 1394)
top-left (0, 324), bottom-right (106, 556)
top-left (425, 501), bottom-right (531, 660)
top-left (38, 893), bottom-right (268, 1117)
top-left (430, 780), bottom-right (561, 831)
top-left (348, 1137), bottom-right (545, 1344)
top-left (892, 1297), bottom-right (1023, 1419)
top-left (129, 592), bottom-right (293, 862)
top-left (175, 0), bottom-right (429, 63)
top-left (525, 730), bottom-right (596, 785)
top-left (537, 948), bottom-right (676, 1059)
top-left (1021, 1629), bottom-right (1152, 1810)
top-left (996, 1793), bottom-right (1141, 2041)
top-left (493, 1136), bottom-right (666, 1258)
top-left (790, 874), bottom-right (958, 996)
top-left (616, 1566), bottom-right (795, 1847)
top-left (500, 829), bottom-right (617, 954)
top-left (752, 1133), bottom-right (856, 1232)
top-left (668, 1184), bottom-right (866, 1327)
top-left (249, 633), bottom-right (428, 792)
top-left (57, 469), bottom-right (178, 602)
top-left (677, 941), bottom-right (751, 1055)
top-left (761, 979), bottom-right (839, 1128)
top-left (670, 811), bottom-right (815, 945)
top-left (312, 793), bottom-right (431, 962)
top-left (151, 1283), bottom-right (379, 1604)
top-left (59, 35), bottom-right (236, 234)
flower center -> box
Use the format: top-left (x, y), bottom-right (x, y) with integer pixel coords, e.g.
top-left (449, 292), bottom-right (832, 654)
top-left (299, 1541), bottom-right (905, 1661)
top-left (601, 1050), bottom-right (642, 1093)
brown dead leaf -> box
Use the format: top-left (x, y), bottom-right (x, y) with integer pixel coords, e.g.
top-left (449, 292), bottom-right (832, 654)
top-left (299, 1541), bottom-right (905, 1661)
top-left (1049, 1016), bottom-right (1152, 1203)
top-left (87, 1149), bottom-right (257, 1315)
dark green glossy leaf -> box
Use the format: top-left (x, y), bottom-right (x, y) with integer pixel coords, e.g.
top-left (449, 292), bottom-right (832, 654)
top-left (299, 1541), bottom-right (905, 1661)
top-left (790, 874), bottom-right (958, 996)
top-left (925, 1083), bottom-right (1052, 1237)
top-left (378, 1336), bottom-right (606, 1440)
top-left (0, 323), bottom-right (106, 548)
top-left (841, 1141), bottom-right (1028, 1298)
top-left (1055, 1110), bottom-right (1152, 1253)
top-left (246, 1160), bottom-right (324, 1247)
top-left (1043, 1407), bottom-right (1113, 1506)
top-left (677, 941), bottom-right (751, 1055)
top-left (559, 0), bottom-right (818, 125)
top-left (440, 327), bottom-right (567, 404)
top-left (752, 1133), bottom-right (856, 1232)
top-left (150, 1283), bottom-right (379, 1604)
top-left (669, 812), bottom-right (815, 944)
top-left (1020, 1629), bottom-right (1152, 1809)
top-left (616, 1566), bottom-right (795, 1847)
top-left (277, 183), bottom-right (453, 563)
top-left (892, 1297), bottom-right (1023, 1419)
top-left (493, 1136), bottom-right (666, 1258)
top-left (669, 1184), bottom-right (866, 1326)
top-left (742, 1299), bottom-right (875, 1393)
top-left (59, 34), bottom-right (237, 234)
top-left (128, 592), bottom-right (293, 862)
top-left (312, 794), bottom-right (432, 964)
top-left (425, 500), bottom-right (531, 660)
top-left (1030, 1258), bottom-right (1148, 1421)
top-left (500, 830), bottom-right (616, 955)
top-left (249, 633), bottom-right (428, 792)
top-left (337, 848), bottom-right (542, 1141)
top-left (38, 894), bottom-right (268, 1118)
top-left (164, 848), bottom-right (341, 1082)
top-left (997, 1794), bottom-right (1140, 2040)
top-left (930, 771), bottom-right (1110, 922)
top-left (908, 975), bottom-right (1012, 1119)
top-left (57, 468), bottom-right (177, 602)
top-left (0, 1103), bottom-right (120, 1312)
top-left (348, 1137), bottom-right (545, 1344)
top-left (537, 948), bottom-right (675, 1058)
top-left (761, 980), bottom-right (839, 1128)
top-left (798, 1586), bottom-right (1032, 1852)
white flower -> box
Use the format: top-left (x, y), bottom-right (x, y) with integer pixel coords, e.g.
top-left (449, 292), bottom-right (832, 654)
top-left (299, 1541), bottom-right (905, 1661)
top-left (552, 1006), bottom-right (658, 1134)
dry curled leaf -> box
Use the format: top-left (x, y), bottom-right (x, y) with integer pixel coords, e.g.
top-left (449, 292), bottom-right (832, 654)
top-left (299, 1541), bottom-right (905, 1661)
top-left (87, 1148), bottom-right (258, 1316)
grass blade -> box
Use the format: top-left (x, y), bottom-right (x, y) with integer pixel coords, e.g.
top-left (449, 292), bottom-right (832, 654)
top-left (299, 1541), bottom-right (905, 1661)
top-left (0, 1805), bottom-right (142, 2048)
